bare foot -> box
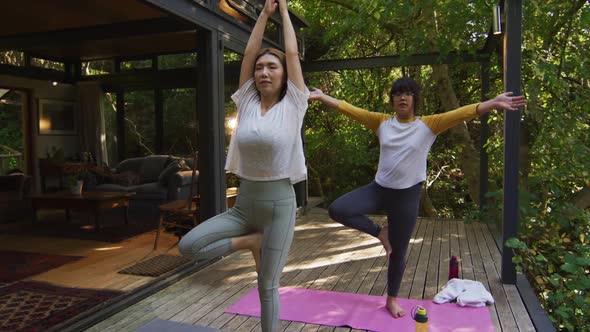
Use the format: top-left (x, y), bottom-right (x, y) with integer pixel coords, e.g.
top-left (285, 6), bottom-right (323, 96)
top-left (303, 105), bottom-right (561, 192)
top-left (377, 225), bottom-right (392, 257)
top-left (249, 232), bottom-right (263, 273)
top-left (386, 297), bottom-right (406, 318)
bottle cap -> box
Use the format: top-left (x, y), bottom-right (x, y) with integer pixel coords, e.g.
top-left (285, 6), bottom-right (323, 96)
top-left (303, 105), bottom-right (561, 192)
top-left (414, 306), bottom-right (428, 323)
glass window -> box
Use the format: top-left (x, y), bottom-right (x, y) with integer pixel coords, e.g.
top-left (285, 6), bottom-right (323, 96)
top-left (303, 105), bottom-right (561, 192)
top-left (0, 90), bottom-right (25, 174)
top-left (223, 50), bottom-right (241, 151)
top-left (82, 60), bottom-right (114, 75)
top-left (121, 59), bottom-right (152, 70)
top-left (158, 53), bottom-right (197, 70)
top-left (103, 92), bottom-right (118, 166)
top-left (163, 88), bottom-right (198, 156)
top-left (31, 57), bottom-right (65, 71)
top-left (124, 90), bottom-right (156, 157)
top-left (0, 51), bottom-right (25, 66)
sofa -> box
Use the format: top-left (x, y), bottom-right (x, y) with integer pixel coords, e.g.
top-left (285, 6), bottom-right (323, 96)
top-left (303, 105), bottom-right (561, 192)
top-left (91, 155), bottom-right (197, 212)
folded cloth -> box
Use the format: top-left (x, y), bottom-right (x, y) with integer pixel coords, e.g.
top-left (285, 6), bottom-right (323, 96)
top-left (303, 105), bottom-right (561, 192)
top-left (433, 278), bottom-right (495, 307)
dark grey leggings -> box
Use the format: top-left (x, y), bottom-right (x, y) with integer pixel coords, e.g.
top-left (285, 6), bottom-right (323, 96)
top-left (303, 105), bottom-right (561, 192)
top-left (178, 178), bottom-right (296, 332)
top-left (328, 181), bottom-right (422, 297)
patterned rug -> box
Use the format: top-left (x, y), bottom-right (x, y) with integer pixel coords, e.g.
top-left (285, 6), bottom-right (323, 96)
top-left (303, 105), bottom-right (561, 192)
top-left (0, 281), bottom-right (123, 332)
top-left (118, 254), bottom-right (191, 277)
top-left (0, 251), bottom-right (83, 283)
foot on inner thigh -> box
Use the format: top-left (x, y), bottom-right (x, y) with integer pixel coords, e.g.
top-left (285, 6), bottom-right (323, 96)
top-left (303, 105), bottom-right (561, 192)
top-left (386, 296), bottom-right (405, 318)
top-left (377, 225), bottom-right (392, 257)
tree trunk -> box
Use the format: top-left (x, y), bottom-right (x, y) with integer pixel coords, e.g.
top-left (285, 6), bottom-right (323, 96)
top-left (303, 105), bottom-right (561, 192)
top-left (431, 64), bottom-right (481, 205)
top-left (420, 186), bottom-right (438, 217)
top-left (573, 186), bottom-right (590, 210)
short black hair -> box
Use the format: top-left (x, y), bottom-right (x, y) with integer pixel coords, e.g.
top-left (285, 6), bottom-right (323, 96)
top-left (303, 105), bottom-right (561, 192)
top-left (389, 77), bottom-right (421, 115)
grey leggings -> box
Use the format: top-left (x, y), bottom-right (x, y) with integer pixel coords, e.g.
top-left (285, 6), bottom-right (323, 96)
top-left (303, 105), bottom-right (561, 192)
top-left (328, 181), bottom-right (423, 297)
top-left (178, 178), bottom-right (296, 332)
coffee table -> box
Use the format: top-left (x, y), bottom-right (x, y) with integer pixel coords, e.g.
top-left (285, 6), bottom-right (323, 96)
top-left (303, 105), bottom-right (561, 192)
top-left (31, 191), bottom-right (135, 230)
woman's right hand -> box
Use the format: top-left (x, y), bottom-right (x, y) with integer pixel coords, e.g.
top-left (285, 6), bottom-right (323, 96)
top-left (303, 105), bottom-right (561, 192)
top-left (263, 0), bottom-right (278, 17)
top-left (309, 88), bottom-right (326, 101)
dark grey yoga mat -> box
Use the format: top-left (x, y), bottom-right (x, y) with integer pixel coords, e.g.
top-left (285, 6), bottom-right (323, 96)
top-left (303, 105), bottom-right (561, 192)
top-left (134, 319), bottom-right (224, 332)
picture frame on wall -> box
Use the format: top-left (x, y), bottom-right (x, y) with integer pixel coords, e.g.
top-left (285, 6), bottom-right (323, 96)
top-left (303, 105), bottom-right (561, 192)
top-left (38, 99), bottom-right (77, 135)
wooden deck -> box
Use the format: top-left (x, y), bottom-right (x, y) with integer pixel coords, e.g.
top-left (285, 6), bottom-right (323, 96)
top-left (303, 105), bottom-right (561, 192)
top-left (86, 208), bottom-right (536, 332)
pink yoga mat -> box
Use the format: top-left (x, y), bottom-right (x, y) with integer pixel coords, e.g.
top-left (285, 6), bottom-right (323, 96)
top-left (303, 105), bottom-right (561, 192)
top-left (225, 287), bottom-right (495, 332)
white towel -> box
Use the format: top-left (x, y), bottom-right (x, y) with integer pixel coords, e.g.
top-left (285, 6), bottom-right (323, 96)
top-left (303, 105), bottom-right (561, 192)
top-left (433, 278), bottom-right (495, 307)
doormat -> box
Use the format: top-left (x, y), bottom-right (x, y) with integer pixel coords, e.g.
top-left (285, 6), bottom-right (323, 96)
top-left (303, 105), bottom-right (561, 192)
top-left (225, 287), bottom-right (495, 332)
top-left (119, 254), bottom-right (192, 277)
top-left (0, 250), bottom-right (83, 283)
top-left (0, 281), bottom-right (123, 332)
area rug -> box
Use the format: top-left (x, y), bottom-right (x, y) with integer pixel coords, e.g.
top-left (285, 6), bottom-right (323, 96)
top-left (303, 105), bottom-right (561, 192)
top-left (0, 250), bottom-right (83, 283)
top-left (134, 319), bottom-right (223, 332)
top-left (119, 255), bottom-right (192, 277)
top-left (0, 281), bottom-right (123, 332)
top-left (225, 287), bottom-right (495, 332)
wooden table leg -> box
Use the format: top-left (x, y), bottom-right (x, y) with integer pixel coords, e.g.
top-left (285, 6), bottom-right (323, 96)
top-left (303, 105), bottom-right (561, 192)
top-left (153, 213), bottom-right (164, 250)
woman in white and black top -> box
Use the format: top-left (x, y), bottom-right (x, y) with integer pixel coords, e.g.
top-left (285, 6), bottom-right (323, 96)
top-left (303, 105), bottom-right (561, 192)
top-left (178, 0), bottom-right (309, 331)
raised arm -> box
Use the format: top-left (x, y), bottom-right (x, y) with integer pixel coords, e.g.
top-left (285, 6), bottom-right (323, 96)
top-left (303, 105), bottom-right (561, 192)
top-left (239, 0), bottom-right (277, 88)
top-left (278, 0), bottom-right (305, 92)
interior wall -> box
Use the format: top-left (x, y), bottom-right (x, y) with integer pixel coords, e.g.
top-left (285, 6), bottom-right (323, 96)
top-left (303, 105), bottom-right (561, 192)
top-left (0, 75), bottom-right (78, 192)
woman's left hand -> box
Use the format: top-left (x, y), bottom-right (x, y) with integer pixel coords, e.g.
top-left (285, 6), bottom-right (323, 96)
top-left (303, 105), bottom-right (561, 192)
top-left (262, 0), bottom-right (278, 17)
top-left (494, 92), bottom-right (527, 111)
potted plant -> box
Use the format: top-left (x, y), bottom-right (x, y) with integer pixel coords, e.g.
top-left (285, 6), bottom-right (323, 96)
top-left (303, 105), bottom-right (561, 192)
top-left (63, 174), bottom-right (84, 195)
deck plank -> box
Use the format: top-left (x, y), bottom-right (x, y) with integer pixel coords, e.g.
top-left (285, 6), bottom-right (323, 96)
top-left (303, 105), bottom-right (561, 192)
top-left (478, 223), bottom-right (536, 332)
top-left (409, 219), bottom-right (434, 299)
top-left (86, 213), bottom-right (538, 332)
top-left (464, 222), bottom-right (503, 332)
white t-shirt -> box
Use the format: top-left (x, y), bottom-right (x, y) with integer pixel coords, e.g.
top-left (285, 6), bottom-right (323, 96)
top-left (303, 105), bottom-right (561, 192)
top-left (225, 79), bottom-right (309, 184)
top-left (374, 117), bottom-right (437, 189)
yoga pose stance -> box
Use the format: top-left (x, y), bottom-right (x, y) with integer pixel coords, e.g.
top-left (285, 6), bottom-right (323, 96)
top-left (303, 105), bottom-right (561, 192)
top-left (309, 77), bottom-right (525, 318)
top-left (179, 0), bottom-right (309, 331)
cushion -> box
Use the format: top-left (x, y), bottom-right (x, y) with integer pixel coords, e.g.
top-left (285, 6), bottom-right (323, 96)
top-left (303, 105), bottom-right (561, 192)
top-left (110, 171), bottom-right (141, 187)
top-left (115, 157), bottom-right (144, 173)
top-left (158, 160), bottom-right (191, 185)
top-left (138, 156), bottom-right (170, 183)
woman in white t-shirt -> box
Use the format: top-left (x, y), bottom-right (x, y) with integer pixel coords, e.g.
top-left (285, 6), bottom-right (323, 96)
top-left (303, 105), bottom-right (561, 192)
top-left (178, 0), bottom-right (309, 331)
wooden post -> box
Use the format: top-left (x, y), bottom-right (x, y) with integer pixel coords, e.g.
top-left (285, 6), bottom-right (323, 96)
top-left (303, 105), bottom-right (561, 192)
top-left (501, 0), bottom-right (522, 284)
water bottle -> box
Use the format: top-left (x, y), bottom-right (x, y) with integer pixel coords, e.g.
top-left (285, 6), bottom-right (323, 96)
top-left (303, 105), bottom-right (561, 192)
top-left (413, 305), bottom-right (429, 332)
top-left (448, 255), bottom-right (459, 280)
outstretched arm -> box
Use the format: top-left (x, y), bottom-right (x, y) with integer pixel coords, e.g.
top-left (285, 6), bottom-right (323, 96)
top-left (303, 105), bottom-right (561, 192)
top-left (278, 0), bottom-right (305, 92)
top-left (238, 0), bottom-right (277, 88)
top-left (309, 88), bottom-right (341, 109)
top-left (476, 92), bottom-right (526, 115)
top-left (309, 88), bottom-right (389, 131)
top-left (422, 92), bottom-right (527, 135)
